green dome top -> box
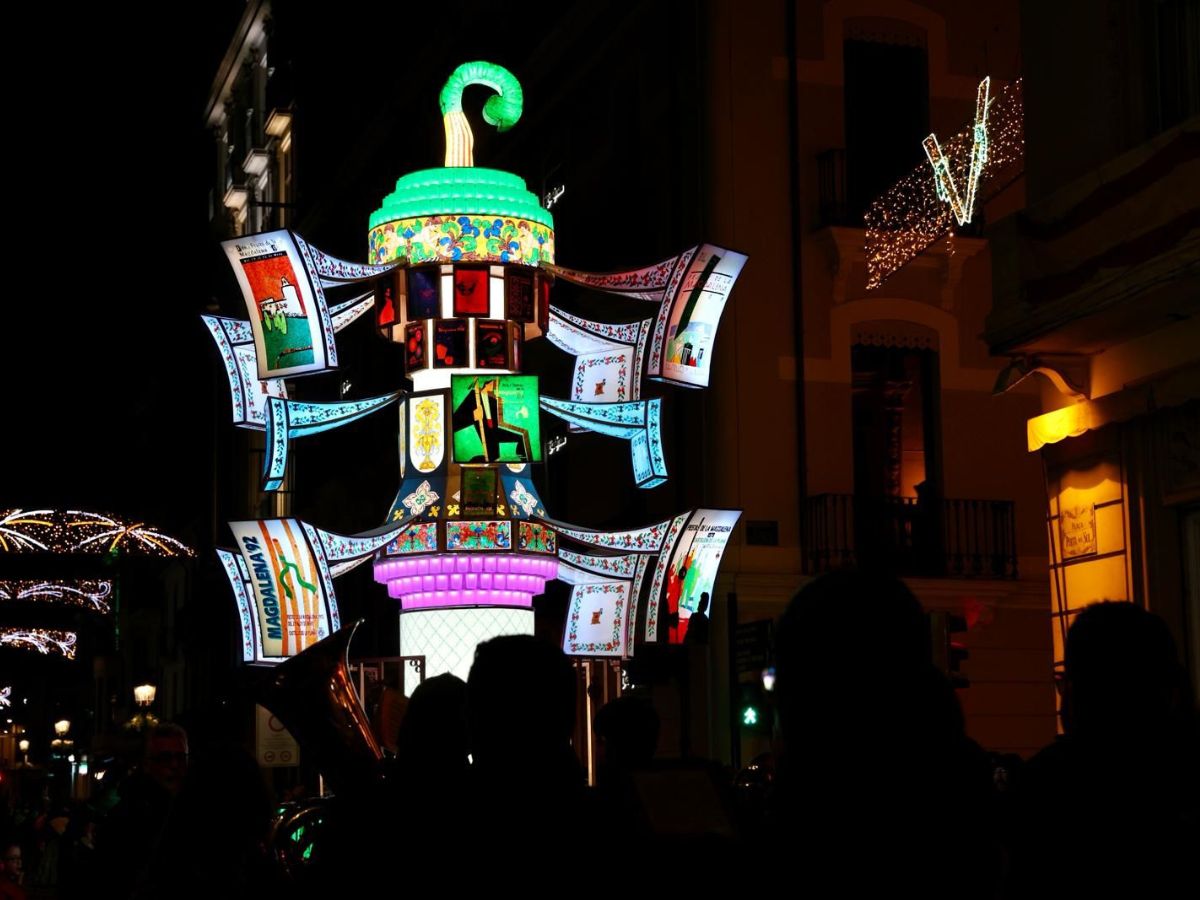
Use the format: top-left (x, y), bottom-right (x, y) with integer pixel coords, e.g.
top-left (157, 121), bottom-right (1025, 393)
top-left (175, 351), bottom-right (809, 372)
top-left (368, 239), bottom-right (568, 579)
top-left (369, 167), bottom-right (554, 232)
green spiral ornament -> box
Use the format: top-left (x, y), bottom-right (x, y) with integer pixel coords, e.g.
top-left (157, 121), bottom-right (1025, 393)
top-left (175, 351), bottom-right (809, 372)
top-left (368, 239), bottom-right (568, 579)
top-left (440, 61), bottom-right (523, 166)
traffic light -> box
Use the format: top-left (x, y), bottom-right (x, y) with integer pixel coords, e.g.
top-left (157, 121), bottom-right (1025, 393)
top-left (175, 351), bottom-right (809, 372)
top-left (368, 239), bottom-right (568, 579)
top-left (928, 611), bottom-right (970, 688)
top-left (737, 681), bottom-right (771, 734)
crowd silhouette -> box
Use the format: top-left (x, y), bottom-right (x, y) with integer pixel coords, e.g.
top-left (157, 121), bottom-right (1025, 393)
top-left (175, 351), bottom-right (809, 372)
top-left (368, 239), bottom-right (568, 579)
top-left (3, 570), bottom-right (1196, 897)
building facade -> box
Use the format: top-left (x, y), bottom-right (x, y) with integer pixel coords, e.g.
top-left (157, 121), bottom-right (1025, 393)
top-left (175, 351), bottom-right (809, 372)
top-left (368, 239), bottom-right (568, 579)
top-left (987, 0), bottom-right (1200, 693)
top-left (704, 0), bottom-right (1056, 760)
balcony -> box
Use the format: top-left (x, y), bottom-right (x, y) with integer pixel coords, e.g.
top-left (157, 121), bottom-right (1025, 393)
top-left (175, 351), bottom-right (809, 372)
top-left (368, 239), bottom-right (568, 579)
top-left (803, 494), bottom-right (1017, 579)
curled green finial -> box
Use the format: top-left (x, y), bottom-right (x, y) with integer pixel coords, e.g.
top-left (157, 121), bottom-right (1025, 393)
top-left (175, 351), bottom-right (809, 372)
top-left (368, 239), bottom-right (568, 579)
top-left (439, 61), bottom-right (523, 166)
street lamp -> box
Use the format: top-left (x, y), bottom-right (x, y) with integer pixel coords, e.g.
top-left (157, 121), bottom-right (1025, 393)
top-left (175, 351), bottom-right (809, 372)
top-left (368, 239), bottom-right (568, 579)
top-left (133, 684), bottom-right (157, 708)
top-left (54, 719), bottom-right (70, 738)
top-left (18, 739), bottom-right (29, 766)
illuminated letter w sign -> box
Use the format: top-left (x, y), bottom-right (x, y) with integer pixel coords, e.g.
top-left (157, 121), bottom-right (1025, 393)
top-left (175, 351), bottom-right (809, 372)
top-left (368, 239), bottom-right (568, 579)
top-left (922, 77), bottom-right (990, 226)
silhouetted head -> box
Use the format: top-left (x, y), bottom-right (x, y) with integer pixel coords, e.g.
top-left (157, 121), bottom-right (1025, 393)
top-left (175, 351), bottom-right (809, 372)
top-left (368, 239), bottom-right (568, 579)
top-left (0, 843), bottom-right (21, 884)
top-left (697, 592), bottom-right (710, 615)
top-left (397, 673), bottom-right (469, 774)
top-left (1063, 601), bottom-right (1182, 735)
top-left (594, 696), bottom-right (659, 774)
top-left (468, 636), bottom-right (576, 770)
top-left (144, 723), bottom-right (188, 796)
top-left (775, 570), bottom-right (943, 745)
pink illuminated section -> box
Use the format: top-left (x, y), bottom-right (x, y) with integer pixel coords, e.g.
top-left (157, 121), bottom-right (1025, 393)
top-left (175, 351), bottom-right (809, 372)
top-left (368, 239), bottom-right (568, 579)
top-left (374, 553), bottom-right (557, 611)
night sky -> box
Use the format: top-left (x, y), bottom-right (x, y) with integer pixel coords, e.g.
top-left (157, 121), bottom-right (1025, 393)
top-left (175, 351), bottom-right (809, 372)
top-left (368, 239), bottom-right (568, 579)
top-left (6, 6), bottom-right (247, 539)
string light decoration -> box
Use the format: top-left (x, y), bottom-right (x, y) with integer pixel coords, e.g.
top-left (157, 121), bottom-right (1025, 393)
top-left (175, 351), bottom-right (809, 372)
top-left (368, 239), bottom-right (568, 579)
top-left (0, 509), bottom-right (194, 557)
top-left (866, 78), bottom-right (1023, 289)
top-left (923, 77), bottom-right (990, 227)
top-left (0, 579), bottom-right (113, 613)
top-left (0, 628), bottom-right (77, 659)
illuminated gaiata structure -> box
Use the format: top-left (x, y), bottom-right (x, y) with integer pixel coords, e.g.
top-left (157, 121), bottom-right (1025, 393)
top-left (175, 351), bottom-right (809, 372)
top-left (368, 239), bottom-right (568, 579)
top-left (210, 62), bottom-right (747, 688)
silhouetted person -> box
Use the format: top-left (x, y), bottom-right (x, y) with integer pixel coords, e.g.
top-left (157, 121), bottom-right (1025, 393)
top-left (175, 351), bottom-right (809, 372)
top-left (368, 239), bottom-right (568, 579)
top-left (772, 570), bottom-right (997, 898)
top-left (594, 696), bottom-right (659, 787)
top-left (393, 674), bottom-right (469, 861)
top-left (0, 843), bottom-right (25, 900)
top-left (1007, 602), bottom-right (1200, 898)
top-left (96, 723), bottom-right (189, 898)
top-left (683, 592), bottom-right (710, 645)
top-left (465, 636), bottom-right (589, 873)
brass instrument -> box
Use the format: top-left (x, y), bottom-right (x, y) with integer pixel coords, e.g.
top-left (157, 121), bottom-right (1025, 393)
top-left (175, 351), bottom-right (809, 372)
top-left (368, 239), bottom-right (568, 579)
top-left (256, 620), bottom-right (391, 882)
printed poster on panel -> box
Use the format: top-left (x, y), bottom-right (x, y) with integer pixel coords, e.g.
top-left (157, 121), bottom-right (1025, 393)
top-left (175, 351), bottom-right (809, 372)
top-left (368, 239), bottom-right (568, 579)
top-left (229, 519), bottom-right (330, 659)
top-left (451, 375), bottom-right (541, 463)
top-left (660, 246), bottom-right (747, 388)
top-left (662, 509), bottom-right (741, 637)
top-left (223, 231), bottom-right (332, 380)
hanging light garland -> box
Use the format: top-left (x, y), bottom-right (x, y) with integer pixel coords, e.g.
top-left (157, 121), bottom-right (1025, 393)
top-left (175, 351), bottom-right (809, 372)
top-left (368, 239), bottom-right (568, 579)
top-left (0, 628), bottom-right (77, 659)
top-left (0, 509), bottom-right (193, 557)
top-left (866, 78), bottom-right (1024, 289)
top-left (0, 579), bottom-right (113, 613)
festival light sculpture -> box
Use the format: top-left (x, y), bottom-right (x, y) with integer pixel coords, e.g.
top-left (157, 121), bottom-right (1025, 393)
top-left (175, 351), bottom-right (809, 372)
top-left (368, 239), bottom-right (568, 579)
top-left (210, 62), bottom-right (745, 685)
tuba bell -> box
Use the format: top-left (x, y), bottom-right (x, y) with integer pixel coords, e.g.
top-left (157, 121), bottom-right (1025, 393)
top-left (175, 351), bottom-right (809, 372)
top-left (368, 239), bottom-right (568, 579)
top-left (254, 620), bottom-right (392, 882)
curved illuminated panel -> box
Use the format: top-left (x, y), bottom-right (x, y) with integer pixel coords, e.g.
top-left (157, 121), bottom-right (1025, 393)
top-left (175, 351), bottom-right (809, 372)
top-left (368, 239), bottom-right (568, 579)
top-left (368, 169), bottom-right (554, 266)
top-left (0, 628), bottom-right (77, 659)
top-left (0, 509), bottom-right (193, 557)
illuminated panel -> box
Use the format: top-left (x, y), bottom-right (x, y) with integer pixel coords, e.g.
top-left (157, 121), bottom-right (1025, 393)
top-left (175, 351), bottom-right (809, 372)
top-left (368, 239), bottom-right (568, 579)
top-left (658, 510), bottom-right (741, 644)
top-left (228, 519), bottom-right (331, 659)
top-left (653, 245), bottom-right (748, 388)
top-left (0, 579), bottom-right (113, 613)
top-left (300, 522), bottom-right (341, 627)
top-left (556, 563), bottom-right (619, 585)
top-left (539, 397), bottom-right (666, 488)
top-left (384, 522), bottom-right (439, 555)
top-left (445, 521), bottom-right (512, 551)
top-left (626, 555), bottom-right (651, 656)
top-left (517, 521), bottom-right (556, 554)
top-left (0, 686), bottom-right (9, 708)
top-left (546, 249), bottom-right (693, 303)
top-left (547, 308), bottom-right (643, 350)
top-left (0, 510), bottom-right (193, 557)
top-left (264, 398), bottom-right (290, 492)
top-left (311, 518), bottom-right (412, 566)
top-left (409, 393), bottom-right (448, 474)
top-left (217, 548), bottom-right (257, 662)
top-left (222, 230), bottom-right (337, 379)
top-left (399, 606), bottom-right (534, 696)
top-left (572, 349), bottom-right (632, 404)
top-left (922, 77), bottom-right (990, 227)
top-left (499, 466), bottom-right (545, 519)
top-left (558, 549), bottom-right (638, 578)
top-left (0, 628), bottom-right (77, 659)
top-left (304, 243), bottom-right (399, 284)
top-left (866, 78), bottom-right (1023, 289)
top-left (202, 315), bottom-right (288, 429)
top-left (645, 513), bottom-right (692, 641)
top-left (451, 375), bottom-right (541, 464)
top-left (375, 553), bottom-right (557, 610)
top-left (328, 292), bottom-right (376, 330)
top-left (367, 214), bottom-right (554, 267)
top-left (563, 581), bottom-right (631, 658)
top-left (550, 516), bottom-right (677, 553)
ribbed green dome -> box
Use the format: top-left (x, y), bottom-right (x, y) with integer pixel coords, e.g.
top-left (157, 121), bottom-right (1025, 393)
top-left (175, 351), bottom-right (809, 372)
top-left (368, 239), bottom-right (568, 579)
top-left (369, 167), bottom-right (553, 231)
